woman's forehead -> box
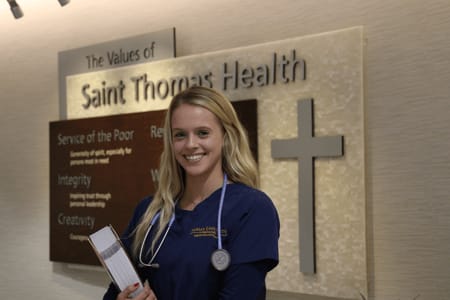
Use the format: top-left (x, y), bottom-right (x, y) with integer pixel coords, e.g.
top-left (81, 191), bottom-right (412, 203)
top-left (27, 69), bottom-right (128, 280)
top-left (171, 103), bottom-right (220, 128)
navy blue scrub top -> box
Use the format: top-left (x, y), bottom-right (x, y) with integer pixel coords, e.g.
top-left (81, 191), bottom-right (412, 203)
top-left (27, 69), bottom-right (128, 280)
top-left (103, 183), bottom-right (280, 300)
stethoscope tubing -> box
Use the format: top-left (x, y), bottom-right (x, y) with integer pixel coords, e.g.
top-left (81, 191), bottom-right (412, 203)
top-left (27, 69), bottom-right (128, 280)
top-left (216, 175), bottom-right (227, 250)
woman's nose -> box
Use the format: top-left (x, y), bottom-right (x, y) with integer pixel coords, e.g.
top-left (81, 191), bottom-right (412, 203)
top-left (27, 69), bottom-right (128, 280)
top-left (186, 134), bottom-right (198, 148)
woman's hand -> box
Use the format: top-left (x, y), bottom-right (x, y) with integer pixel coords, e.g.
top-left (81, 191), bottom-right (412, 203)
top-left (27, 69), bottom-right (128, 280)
top-left (117, 281), bottom-right (157, 300)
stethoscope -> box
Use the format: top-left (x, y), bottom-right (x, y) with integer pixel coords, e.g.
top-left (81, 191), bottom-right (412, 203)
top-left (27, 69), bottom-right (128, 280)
top-left (138, 174), bottom-right (231, 271)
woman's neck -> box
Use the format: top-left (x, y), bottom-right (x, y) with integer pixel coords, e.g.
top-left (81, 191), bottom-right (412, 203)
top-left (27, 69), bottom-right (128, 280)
top-left (179, 172), bottom-right (224, 210)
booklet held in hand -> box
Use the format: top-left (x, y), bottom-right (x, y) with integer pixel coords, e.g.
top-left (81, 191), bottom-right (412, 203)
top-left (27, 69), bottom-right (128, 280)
top-left (89, 225), bottom-right (143, 298)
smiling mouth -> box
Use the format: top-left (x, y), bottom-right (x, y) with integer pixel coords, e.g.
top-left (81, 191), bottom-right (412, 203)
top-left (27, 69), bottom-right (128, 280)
top-left (184, 154), bottom-right (204, 162)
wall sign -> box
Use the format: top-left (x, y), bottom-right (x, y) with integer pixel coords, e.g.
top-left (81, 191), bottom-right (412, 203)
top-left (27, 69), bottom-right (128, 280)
top-left (59, 27), bottom-right (366, 299)
top-left (58, 28), bottom-right (176, 119)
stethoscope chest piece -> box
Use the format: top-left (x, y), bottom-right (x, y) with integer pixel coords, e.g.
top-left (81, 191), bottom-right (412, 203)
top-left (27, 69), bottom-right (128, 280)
top-left (211, 248), bottom-right (231, 271)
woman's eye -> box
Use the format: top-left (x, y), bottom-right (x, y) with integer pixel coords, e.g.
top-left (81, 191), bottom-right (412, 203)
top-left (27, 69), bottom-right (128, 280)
top-left (197, 130), bottom-right (209, 137)
top-left (173, 132), bottom-right (185, 139)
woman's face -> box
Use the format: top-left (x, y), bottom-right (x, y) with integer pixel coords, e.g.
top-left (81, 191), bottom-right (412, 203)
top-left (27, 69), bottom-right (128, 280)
top-left (171, 103), bottom-right (224, 180)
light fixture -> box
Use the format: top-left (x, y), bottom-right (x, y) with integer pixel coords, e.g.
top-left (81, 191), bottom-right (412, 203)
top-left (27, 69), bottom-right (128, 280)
top-left (5, 0), bottom-right (70, 20)
top-left (58, 0), bottom-right (70, 6)
top-left (6, 0), bottom-right (23, 19)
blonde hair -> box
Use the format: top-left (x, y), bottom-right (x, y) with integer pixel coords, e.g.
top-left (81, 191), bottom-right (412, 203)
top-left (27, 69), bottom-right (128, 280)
top-left (131, 86), bottom-right (259, 257)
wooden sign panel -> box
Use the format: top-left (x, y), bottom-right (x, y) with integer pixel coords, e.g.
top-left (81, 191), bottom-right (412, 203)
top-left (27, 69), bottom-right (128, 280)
top-left (49, 100), bottom-right (257, 265)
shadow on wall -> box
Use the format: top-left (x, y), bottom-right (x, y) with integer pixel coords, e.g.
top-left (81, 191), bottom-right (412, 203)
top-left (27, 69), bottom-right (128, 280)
top-left (52, 262), bottom-right (110, 292)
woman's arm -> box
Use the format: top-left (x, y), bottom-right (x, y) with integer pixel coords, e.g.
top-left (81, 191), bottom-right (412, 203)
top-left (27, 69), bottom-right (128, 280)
top-left (219, 260), bottom-right (272, 300)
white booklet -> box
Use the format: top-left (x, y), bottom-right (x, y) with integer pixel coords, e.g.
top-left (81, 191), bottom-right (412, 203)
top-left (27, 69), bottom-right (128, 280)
top-left (89, 225), bottom-right (144, 298)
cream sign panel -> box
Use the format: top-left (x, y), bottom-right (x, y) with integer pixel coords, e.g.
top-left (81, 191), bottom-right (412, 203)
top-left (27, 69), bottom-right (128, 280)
top-left (66, 27), bottom-right (366, 299)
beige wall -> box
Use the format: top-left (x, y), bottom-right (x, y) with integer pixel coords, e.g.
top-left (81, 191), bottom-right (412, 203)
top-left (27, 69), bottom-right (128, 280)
top-left (0, 1), bottom-right (449, 299)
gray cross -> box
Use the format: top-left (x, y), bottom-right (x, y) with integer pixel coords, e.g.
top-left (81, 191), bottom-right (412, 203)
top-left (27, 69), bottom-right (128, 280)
top-left (271, 98), bottom-right (344, 274)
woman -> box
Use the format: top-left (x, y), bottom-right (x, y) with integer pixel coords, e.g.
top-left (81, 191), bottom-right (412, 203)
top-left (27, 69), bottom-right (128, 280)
top-left (104, 86), bottom-right (279, 300)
